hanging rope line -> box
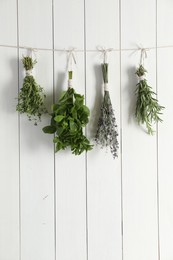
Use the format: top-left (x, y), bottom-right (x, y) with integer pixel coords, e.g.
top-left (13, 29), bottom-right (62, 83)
top-left (0, 43), bottom-right (173, 52)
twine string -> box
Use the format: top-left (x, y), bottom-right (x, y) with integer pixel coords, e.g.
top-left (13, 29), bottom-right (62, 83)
top-left (97, 46), bottom-right (113, 63)
top-left (97, 47), bottom-right (113, 91)
top-left (0, 43), bottom-right (173, 52)
top-left (25, 47), bottom-right (38, 60)
top-left (66, 48), bottom-right (77, 88)
top-left (140, 47), bottom-right (149, 66)
top-left (66, 48), bottom-right (77, 71)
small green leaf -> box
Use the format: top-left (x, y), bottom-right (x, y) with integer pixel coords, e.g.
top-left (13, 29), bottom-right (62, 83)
top-left (70, 120), bottom-right (77, 132)
top-left (54, 115), bottom-right (65, 122)
top-left (42, 125), bottom-right (56, 134)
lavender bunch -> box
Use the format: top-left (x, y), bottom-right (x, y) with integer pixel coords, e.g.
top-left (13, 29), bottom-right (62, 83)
top-left (95, 63), bottom-right (119, 159)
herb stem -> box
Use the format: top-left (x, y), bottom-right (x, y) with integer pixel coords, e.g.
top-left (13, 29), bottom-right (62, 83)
top-left (68, 70), bottom-right (73, 80)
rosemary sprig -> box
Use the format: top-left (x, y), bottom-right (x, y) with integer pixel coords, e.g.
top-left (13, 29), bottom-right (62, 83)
top-left (135, 64), bottom-right (164, 135)
top-left (16, 56), bottom-right (47, 125)
top-left (95, 63), bottom-right (119, 159)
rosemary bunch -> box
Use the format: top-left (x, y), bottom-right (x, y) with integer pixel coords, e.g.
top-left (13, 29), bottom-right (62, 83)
top-left (95, 63), bottom-right (119, 159)
top-left (135, 64), bottom-right (164, 135)
top-left (43, 71), bottom-right (93, 155)
top-left (16, 56), bottom-right (47, 125)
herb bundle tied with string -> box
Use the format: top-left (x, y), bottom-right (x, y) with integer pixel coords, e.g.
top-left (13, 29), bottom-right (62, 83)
top-left (43, 50), bottom-right (93, 155)
top-left (16, 54), bottom-right (47, 125)
top-left (135, 49), bottom-right (164, 134)
top-left (95, 49), bottom-right (119, 159)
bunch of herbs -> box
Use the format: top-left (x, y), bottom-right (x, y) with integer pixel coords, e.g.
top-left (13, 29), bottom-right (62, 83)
top-left (95, 63), bottom-right (119, 159)
top-left (135, 64), bottom-right (164, 134)
top-left (43, 71), bottom-right (93, 155)
top-left (16, 56), bottom-right (47, 125)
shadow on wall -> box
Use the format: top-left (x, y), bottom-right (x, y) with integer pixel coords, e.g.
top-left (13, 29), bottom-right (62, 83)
top-left (126, 65), bottom-right (138, 124)
top-left (55, 71), bottom-right (66, 99)
top-left (88, 64), bottom-right (103, 140)
top-left (3, 58), bottom-right (19, 114)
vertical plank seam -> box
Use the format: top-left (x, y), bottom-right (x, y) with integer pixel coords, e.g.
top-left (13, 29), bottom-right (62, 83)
top-left (16, 0), bottom-right (21, 259)
top-left (52, 1), bottom-right (56, 260)
top-left (156, 0), bottom-right (161, 259)
top-left (84, 1), bottom-right (89, 260)
top-left (119, 0), bottom-right (124, 260)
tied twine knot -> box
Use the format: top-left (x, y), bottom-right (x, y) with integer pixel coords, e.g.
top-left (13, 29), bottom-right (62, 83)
top-left (66, 47), bottom-right (77, 71)
top-left (139, 75), bottom-right (145, 81)
top-left (104, 83), bottom-right (109, 91)
top-left (98, 47), bottom-right (113, 91)
top-left (26, 47), bottom-right (38, 60)
top-left (68, 79), bottom-right (73, 88)
top-left (139, 47), bottom-right (149, 66)
top-left (66, 48), bottom-right (77, 88)
top-left (137, 47), bottom-right (150, 81)
top-left (97, 46), bottom-right (113, 63)
top-left (26, 70), bottom-right (32, 76)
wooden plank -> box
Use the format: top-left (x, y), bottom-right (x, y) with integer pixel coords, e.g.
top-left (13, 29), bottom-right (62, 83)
top-left (19, 49), bottom-right (55, 260)
top-left (157, 48), bottom-right (173, 260)
top-left (121, 49), bottom-right (158, 260)
top-left (85, 0), bottom-right (119, 49)
top-left (121, 1), bottom-right (158, 259)
top-left (121, 0), bottom-right (156, 49)
top-left (0, 0), bottom-right (17, 45)
top-left (54, 51), bottom-right (87, 260)
top-left (157, 0), bottom-right (173, 46)
top-left (18, 0), bottom-right (52, 48)
top-left (18, 1), bottom-right (55, 258)
top-left (0, 47), bottom-right (19, 260)
top-left (85, 1), bottom-right (121, 260)
top-left (54, 1), bottom-right (87, 260)
top-left (54, 0), bottom-right (84, 49)
top-left (86, 51), bottom-right (122, 260)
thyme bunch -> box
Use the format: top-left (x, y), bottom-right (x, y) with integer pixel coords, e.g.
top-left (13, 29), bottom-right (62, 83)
top-left (135, 64), bottom-right (164, 134)
top-left (43, 71), bottom-right (93, 155)
top-left (95, 63), bottom-right (119, 159)
top-left (16, 56), bottom-right (47, 125)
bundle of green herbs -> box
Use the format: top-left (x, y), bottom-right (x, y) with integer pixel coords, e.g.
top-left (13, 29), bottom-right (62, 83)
top-left (95, 63), bottom-right (119, 159)
top-left (43, 71), bottom-right (93, 155)
top-left (16, 56), bottom-right (47, 125)
top-left (135, 64), bottom-right (164, 135)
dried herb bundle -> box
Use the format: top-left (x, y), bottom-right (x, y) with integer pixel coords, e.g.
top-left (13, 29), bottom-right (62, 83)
top-left (135, 64), bottom-right (164, 134)
top-left (43, 71), bottom-right (93, 155)
top-left (16, 56), bottom-right (47, 125)
top-left (95, 63), bottom-right (119, 159)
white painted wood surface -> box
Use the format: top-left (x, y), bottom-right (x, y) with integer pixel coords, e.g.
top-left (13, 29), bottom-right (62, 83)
top-left (0, 47), bottom-right (19, 260)
top-left (121, 50), bottom-right (158, 260)
top-left (18, 0), bottom-right (52, 48)
top-left (19, 49), bottom-right (55, 260)
top-left (157, 48), bottom-right (173, 260)
top-left (0, 0), bottom-right (173, 260)
top-left (85, 1), bottom-right (122, 260)
top-left (54, 1), bottom-right (87, 260)
top-left (0, 0), bottom-right (17, 46)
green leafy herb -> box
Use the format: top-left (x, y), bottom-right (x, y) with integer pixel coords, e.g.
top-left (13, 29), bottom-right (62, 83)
top-left (16, 56), bottom-right (47, 125)
top-left (95, 63), bottom-right (119, 159)
top-left (43, 71), bottom-right (93, 155)
top-left (135, 64), bottom-right (164, 135)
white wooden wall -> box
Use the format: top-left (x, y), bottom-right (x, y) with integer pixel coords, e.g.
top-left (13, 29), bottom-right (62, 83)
top-left (0, 1), bottom-right (173, 260)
